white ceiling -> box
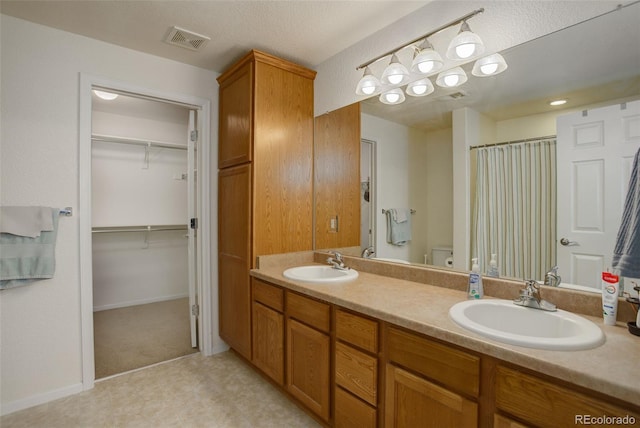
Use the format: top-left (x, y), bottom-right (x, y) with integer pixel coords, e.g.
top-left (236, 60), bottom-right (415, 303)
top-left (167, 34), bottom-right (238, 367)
top-left (3, 1), bottom-right (638, 130)
top-left (0, 0), bottom-right (429, 72)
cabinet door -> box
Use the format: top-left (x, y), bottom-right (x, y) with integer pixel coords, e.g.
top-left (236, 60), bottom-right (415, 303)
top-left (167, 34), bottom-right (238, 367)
top-left (385, 364), bottom-right (477, 428)
top-left (252, 301), bottom-right (284, 385)
top-left (218, 164), bottom-right (252, 359)
top-left (286, 318), bottom-right (330, 421)
top-left (218, 60), bottom-right (253, 168)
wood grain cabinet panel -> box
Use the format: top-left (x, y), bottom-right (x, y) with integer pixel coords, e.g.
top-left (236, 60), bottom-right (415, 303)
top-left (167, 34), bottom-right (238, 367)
top-left (386, 325), bottom-right (480, 398)
top-left (251, 301), bottom-right (284, 385)
top-left (385, 364), bottom-right (478, 428)
top-left (335, 386), bottom-right (377, 428)
top-left (217, 50), bottom-right (315, 362)
top-left (287, 292), bottom-right (330, 333)
top-left (335, 342), bottom-right (377, 406)
top-left (218, 60), bottom-right (252, 168)
top-left (335, 309), bottom-right (378, 353)
top-left (496, 365), bottom-right (640, 428)
top-left (286, 318), bottom-right (330, 422)
top-left (314, 102), bottom-right (361, 249)
top-left (218, 164), bottom-right (252, 359)
top-left (252, 278), bottom-right (284, 311)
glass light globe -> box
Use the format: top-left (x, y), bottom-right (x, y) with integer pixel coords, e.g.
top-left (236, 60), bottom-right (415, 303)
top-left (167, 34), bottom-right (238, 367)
top-left (379, 88), bottom-right (405, 105)
top-left (480, 63), bottom-right (499, 75)
top-left (406, 78), bottom-right (434, 97)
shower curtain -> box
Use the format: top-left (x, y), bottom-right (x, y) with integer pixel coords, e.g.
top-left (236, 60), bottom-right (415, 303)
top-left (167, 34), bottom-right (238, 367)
top-left (471, 138), bottom-right (556, 281)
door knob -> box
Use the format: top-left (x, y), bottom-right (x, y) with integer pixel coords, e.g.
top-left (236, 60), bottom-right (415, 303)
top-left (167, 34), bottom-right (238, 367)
top-left (560, 238), bottom-right (578, 246)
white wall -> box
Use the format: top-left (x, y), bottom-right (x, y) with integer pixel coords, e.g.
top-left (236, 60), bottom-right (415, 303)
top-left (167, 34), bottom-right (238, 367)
top-left (91, 108), bottom-right (190, 311)
top-left (0, 15), bottom-right (219, 414)
top-left (423, 128), bottom-right (454, 264)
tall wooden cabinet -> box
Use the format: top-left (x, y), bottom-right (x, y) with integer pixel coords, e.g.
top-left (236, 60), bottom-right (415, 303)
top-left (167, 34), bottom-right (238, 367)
top-left (314, 102), bottom-right (361, 249)
top-left (217, 50), bottom-right (316, 360)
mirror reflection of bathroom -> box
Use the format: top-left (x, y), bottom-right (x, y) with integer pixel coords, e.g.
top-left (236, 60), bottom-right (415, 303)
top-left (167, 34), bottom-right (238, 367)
top-left (360, 139), bottom-right (375, 258)
top-left (359, 3), bottom-right (640, 292)
top-left (91, 89), bottom-right (199, 379)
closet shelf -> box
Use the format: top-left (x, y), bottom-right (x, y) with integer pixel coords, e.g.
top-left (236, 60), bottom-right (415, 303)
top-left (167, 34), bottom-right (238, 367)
top-left (92, 224), bottom-right (188, 234)
top-left (91, 133), bottom-right (188, 151)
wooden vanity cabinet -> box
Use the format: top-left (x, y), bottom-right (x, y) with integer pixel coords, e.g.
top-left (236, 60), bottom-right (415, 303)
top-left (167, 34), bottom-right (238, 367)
top-left (384, 325), bottom-right (480, 428)
top-left (286, 291), bottom-right (331, 422)
top-left (251, 278), bottom-right (284, 385)
top-left (495, 365), bottom-right (640, 428)
top-left (334, 309), bottom-right (379, 428)
top-left (217, 50), bottom-right (315, 361)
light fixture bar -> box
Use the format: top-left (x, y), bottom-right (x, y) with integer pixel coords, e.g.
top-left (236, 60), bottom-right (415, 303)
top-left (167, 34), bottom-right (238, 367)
top-left (356, 8), bottom-right (484, 70)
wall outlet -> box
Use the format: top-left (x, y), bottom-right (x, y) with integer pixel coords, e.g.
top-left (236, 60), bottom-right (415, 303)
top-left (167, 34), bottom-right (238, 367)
top-left (329, 215), bottom-right (339, 232)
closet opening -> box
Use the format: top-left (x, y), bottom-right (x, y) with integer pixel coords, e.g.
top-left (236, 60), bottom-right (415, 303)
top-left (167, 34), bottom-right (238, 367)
top-left (90, 88), bottom-right (200, 379)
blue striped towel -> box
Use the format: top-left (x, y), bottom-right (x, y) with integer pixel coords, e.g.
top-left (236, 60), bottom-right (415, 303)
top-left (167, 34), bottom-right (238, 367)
top-left (612, 148), bottom-right (640, 278)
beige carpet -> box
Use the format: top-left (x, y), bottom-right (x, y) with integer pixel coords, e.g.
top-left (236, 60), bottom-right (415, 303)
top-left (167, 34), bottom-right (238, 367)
top-left (93, 297), bottom-right (197, 379)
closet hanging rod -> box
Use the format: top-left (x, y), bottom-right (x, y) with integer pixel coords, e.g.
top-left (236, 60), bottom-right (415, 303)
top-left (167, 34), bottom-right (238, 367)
top-left (91, 133), bottom-right (188, 151)
top-left (91, 224), bottom-right (188, 234)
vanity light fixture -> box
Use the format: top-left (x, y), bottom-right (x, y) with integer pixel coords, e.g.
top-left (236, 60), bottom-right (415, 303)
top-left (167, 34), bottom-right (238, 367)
top-left (446, 21), bottom-right (485, 60)
top-left (471, 53), bottom-right (508, 76)
top-left (379, 88), bottom-right (406, 105)
top-left (93, 90), bottom-right (119, 100)
top-left (354, 8), bottom-right (506, 105)
top-left (436, 67), bottom-right (468, 88)
top-left (381, 54), bottom-right (410, 85)
top-left (406, 78), bottom-right (435, 97)
top-left (355, 66), bottom-right (382, 96)
top-left (410, 39), bottom-right (444, 75)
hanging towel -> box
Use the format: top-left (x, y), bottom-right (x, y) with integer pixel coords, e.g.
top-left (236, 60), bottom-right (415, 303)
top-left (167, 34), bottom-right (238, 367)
top-left (386, 209), bottom-right (412, 246)
top-left (612, 148), bottom-right (640, 278)
top-left (0, 206), bottom-right (54, 238)
top-left (0, 207), bottom-right (60, 290)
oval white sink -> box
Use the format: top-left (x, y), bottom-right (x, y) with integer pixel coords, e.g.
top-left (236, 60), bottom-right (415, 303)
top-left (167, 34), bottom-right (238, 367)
top-left (283, 265), bottom-right (358, 284)
top-left (449, 299), bottom-right (604, 351)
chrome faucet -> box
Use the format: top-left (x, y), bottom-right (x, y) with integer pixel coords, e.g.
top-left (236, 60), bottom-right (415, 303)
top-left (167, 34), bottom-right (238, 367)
top-left (544, 266), bottom-right (562, 287)
top-left (327, 251), bottom-right (349, 270)
top-left (514, 280), bottom-right (557, 311)
top-left (361, 246), bottom-right (375, 258)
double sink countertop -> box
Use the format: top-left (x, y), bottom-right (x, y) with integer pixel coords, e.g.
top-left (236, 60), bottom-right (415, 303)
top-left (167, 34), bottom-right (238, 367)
top-left (250, 250), bottom-right (640, 408)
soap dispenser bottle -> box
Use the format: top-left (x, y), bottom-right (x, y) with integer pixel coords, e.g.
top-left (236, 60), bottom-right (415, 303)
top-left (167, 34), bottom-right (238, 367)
top-left (468, 258), bottom-right (484, 299)
top-left (487, 253), bottom-right (499, 278)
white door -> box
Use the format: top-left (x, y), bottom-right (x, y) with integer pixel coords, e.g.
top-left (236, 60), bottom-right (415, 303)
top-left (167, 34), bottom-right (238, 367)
top-left (556, 100), bottom-right (640, 290)
top-left (187, 110), bottom-right (198, 348)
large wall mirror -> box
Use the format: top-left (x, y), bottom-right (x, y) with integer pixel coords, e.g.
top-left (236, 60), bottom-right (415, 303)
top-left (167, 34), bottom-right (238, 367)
top-left (319, 2), bottom-right (640, 294)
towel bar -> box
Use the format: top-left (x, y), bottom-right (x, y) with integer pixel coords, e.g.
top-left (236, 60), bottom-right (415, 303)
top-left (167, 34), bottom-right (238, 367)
top-left (382, 208), bottom-right (416, 214)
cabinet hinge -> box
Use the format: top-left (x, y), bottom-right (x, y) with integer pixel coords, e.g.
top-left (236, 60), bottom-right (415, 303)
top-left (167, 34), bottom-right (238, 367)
top-left (190, 218), bottom-right (198, 230)
top-left (190, 130), bottom-right (198, 142)
top-left (191, 304), bottom-right (199, 316)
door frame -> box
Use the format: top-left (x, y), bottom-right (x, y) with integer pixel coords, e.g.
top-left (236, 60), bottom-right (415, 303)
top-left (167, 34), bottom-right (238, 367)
top-left (78, 73), bottom-right (212, 391)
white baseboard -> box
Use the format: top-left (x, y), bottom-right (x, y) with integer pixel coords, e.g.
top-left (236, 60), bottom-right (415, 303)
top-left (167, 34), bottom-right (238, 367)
top-left (93, 293), bottom-right (189, 312)
top-left (1, 382), bottom-right (84, 416)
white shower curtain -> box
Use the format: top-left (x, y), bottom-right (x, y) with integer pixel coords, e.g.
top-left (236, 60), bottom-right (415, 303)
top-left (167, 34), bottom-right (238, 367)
top-left (471, 138), bottom-right (556, 281)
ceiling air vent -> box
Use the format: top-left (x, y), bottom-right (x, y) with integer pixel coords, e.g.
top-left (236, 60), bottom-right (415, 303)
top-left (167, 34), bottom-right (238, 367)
top-left (164, 26), bottom-right (210, 51)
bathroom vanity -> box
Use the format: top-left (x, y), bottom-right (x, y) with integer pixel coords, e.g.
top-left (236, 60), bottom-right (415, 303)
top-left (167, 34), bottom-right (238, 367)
top-left (244, 251), bottom-right (640, 428)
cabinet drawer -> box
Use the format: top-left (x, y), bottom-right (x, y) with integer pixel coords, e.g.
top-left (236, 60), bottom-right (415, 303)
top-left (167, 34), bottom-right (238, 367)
top-left (252, 278), bottom-right (283, 311)
top-left (336, 309), bottom-right (378, 353)
top-left (386, 326), bottom-right (479, 398)
top-left (335, 386), bottom-right (376, 428)
top-left (496, 365), bottom-right (640, 428)
top-left (335, 342), bottom-right (377, 406)
top-left (287, 292), bottom-right (330, 332)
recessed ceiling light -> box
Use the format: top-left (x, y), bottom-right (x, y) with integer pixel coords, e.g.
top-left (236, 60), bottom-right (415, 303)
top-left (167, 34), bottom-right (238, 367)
top-left (93, 90), bottom-right (118, 101)
top-left (549, 99), bottom-right (567, 106)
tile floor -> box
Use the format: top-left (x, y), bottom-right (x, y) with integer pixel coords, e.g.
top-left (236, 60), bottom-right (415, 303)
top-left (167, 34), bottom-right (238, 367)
top-left (1, 352), bottom-right (321, 428)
